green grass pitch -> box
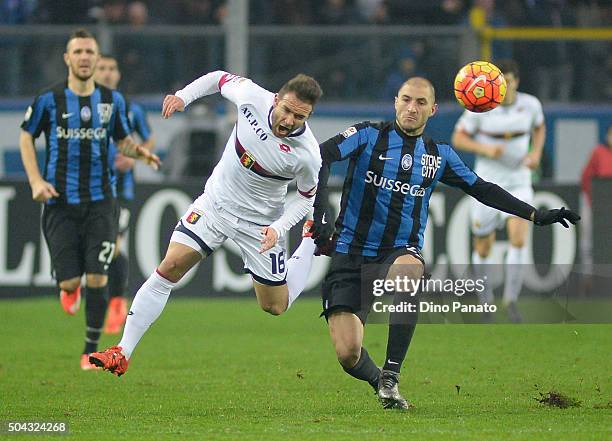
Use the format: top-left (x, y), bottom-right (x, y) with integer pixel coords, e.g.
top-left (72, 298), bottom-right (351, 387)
top-left (1, 297), bottom-right (611, 440)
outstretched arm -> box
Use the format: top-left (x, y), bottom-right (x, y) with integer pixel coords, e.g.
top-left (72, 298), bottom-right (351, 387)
top-left (440, 144), bottom-right (579, 228)
top-left (163, 71), bottom-right (247, 119)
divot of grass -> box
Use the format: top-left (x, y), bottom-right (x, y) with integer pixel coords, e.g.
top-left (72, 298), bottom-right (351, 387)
top-left (536, 391), bottom-right (582, 409)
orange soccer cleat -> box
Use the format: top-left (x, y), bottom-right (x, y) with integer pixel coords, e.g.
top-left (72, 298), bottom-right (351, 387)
top-left (302, 220), bottom-right (314, 238)
top-left (89, 346), bottom-right (129, 376)
top-left (104, 297), bottom-right (128, 334)
top-left (80, 354), bottom-right (101, 371)
top-left (60, 286), bottom-right (81, 315)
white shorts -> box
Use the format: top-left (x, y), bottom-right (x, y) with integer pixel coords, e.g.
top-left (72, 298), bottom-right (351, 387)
top-left (470, 186), bottom-right (534, 236)
top-left (170, 192), bottom-right (288, 285)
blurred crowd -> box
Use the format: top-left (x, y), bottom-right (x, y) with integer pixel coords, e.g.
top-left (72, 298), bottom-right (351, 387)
top-left (2, 0), bottom-right (610, 27)
top-left (0, 0), bottom-right (610, 103)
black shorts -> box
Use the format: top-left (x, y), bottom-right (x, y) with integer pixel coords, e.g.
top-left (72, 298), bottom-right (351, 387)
top-left (321, 246), bottom-right (425, 323)
top-left (42, 198), bottom-right (119, 283)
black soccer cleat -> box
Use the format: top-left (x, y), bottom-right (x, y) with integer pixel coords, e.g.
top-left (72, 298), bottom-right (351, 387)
top-left (378, 370), bottom-right (411, 410)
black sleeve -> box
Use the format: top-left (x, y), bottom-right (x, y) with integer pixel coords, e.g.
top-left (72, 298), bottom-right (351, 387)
top-left (464, 177), bottom-right (536, 221)
top-left (312, 138), bottom-right (341, 216)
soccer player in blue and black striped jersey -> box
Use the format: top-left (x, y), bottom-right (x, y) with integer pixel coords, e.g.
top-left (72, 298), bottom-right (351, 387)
top-left (19, 29), bottom-right (160, 370)
top-left (95, 54), bottom-right (155, 335)
top-left (308, 77), bottom-right (579, 409)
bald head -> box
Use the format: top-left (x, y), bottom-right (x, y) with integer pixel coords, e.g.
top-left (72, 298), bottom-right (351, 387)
top-left (394, 76), bottom-right (438, 136)
top-left (398, 77), bottom-right (436, 103)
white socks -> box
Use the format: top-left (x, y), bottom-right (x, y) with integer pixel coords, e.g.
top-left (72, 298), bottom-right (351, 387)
top-left (119, 270), bottom-right (175, 359)
top-left (472, 251), bottom-right (494, 304)
top-left (503, 245), bottom-right (526, 305)
top-left (285, 237), bottom-right (316, 309)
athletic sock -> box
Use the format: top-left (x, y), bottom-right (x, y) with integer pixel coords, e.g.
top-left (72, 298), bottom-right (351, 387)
top-left (285, 237), bottom-right (316, 309)
top-left (383, 291), bottom-right (417, 373)
top-left (83, 286), bottom-right (109, 354)
top-left (343, 347), bottom-right (381, 391)
top-left (107, 253), bottom-right (129, 299)
top-left (473, 251), bottom-right (494, 304)
top-left (118, 270), bottom-right (175, 359)
top-left (503, 245), bottom-right (526, 305)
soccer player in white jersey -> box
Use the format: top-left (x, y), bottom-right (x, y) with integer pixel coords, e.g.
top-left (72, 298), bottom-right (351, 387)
top-left (90, 71), bottom-right (323, 376)
top-left (451, 60), bottom-right (546, 322)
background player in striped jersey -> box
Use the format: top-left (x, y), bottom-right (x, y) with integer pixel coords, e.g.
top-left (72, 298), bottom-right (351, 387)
top-left (19, 29), bottom-right (160, 370)
top-left (95, 54), bottom-right (155, 334)
top-left (308, 77), bottom-right (578, 409)
top-left (452, 60), bottom-right (546, 322)
top-left (90, 71), bottom-right (323, 376)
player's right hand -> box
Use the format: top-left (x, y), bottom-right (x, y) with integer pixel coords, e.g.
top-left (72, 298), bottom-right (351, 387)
top-left (162, 95), bottom-right (185, 119)
top-left (31, 179), bottom-right (59, 202)
top-left (484, 144), bottom-right (504, 159)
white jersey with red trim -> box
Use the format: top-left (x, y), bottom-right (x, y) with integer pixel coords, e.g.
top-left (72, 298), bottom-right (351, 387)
top-left (176, 71), bottom-right (321, 226)
top-left (455, 92), bottom-right (544, 188)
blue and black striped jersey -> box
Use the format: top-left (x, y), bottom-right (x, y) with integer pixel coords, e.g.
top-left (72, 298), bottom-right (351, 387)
top-left (317, 121), bottom-right (534, 256)
top-left (21, 81), bottom-right (131, 205)
top-left (108, 101), bottom-right (152, 201)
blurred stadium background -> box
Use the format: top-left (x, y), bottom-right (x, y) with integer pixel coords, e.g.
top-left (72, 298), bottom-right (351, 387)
top-left (0, 0), bottom-right (610, 298)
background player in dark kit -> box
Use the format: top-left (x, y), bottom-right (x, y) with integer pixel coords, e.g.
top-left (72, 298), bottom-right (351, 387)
top-left (19, 29), bottom-right (160, 369)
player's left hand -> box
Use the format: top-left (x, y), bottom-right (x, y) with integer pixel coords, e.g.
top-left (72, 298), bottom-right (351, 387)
top-left (259, 227), bottom-right (279, 253)
top-left (533, 207), bottom-right (580, 228)
top-left (135, 145), bottom-right (161, 170)
top-left (523, 151), bottom-right (542, 170)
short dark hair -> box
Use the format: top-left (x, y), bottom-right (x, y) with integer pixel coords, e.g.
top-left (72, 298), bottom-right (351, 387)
top-left (66, 28), bottom-right (97, 51)
top-left (100, 53), bottom-right (117, 61)
top-left (495, 59), bottom-right (520, 79)
top-left (278, 74), bottom-right (323, 106)
top-left (399, 77), bottom-right (436, 103)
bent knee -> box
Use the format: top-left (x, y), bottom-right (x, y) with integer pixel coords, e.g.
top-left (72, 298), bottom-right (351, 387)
top-left (336, 345), bottom-right (361, 369)
top-left (59, 278), bottom-right (80, 292)
top-left (158, 259), bottom-right (185, 282)
top-left (509, 237), bottom-right (526, 248)
top-left (260, 303), bottom-right (287, 316)
top-left (474, 237), bottom-right (494, 257)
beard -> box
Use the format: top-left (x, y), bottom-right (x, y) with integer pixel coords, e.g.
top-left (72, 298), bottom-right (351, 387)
top-left (70, 64), bottom-right (95, 82)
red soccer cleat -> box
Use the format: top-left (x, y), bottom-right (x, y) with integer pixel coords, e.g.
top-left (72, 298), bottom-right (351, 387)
top-left (302, 219), bottom-right (314, 238)
top-left (89, 346), bottom-right (129, 376)
top-left (80, 354), bottom-right (101, 371)
top-left (60, 286), bottom-right (81, 315)
top-left (104, 297), bottom-right (128, 334)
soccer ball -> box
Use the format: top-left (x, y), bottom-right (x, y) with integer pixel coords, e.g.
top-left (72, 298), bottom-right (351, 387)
top-left (454, 61), bottom-right (506, 113)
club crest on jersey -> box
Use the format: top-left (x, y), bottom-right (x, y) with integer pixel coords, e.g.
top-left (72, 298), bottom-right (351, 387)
top-left (97, 103), bottom-right (113, 124)
top-left (186, 211), bottom-right (202, 224)
top-left (80, 106), bottom-right (91, 122)
top-left (341, 126), bottom-right (357, 138)
top-left (401, 153), bottom-right (413, 170)
top-left (240, 150), bottom-right (255, 169)
top-left (279, 143), bottom-right (291, 153)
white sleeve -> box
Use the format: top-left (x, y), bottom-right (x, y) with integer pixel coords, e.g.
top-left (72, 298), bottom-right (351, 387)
top-left (532, 97), bottom-right (545, 127)
top-left (175, 71), bottom-right (251, 107)
top-left (269, 192), bottom-right (314, 239)
top-left (455, 110), bottom-right (480, 134)
top-left (269, 151), bottom-right (320, 238)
